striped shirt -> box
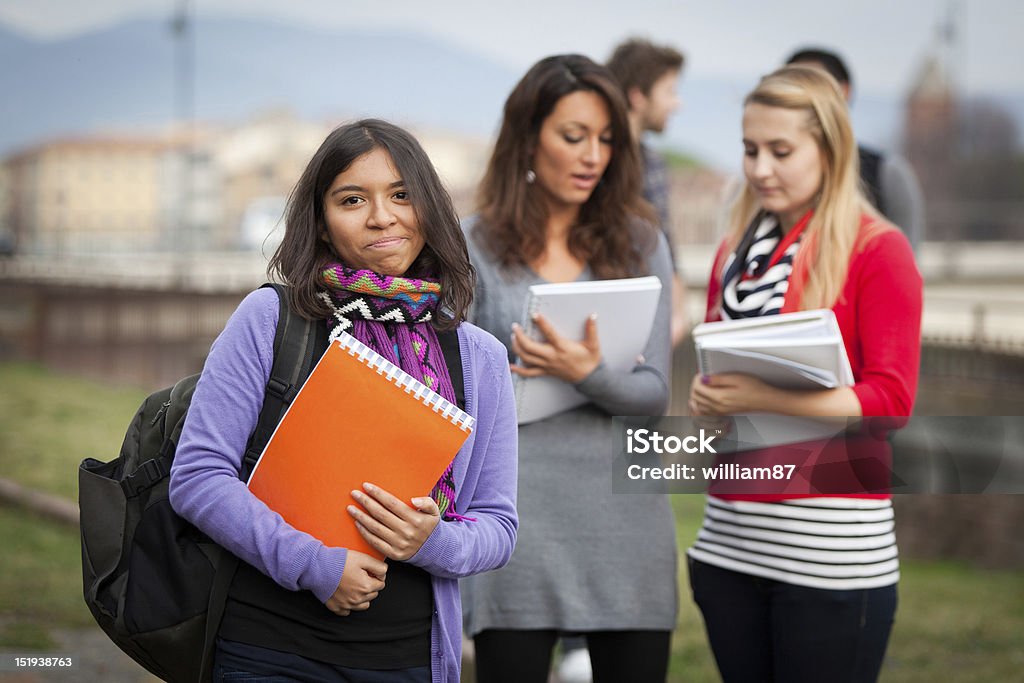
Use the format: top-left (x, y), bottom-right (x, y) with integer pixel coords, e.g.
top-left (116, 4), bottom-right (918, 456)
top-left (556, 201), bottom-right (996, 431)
top-left (689, 496), bottom-right (899, 590)
top-left (721, 212), bottom-right (803, 319)
top-left (694, 209), bottom-right (900, 590)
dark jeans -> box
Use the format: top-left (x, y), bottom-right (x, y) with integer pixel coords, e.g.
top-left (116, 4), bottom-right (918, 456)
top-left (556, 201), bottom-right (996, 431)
top-left (213, 639), bottom-right (431, 683)
top-left (688, 557), bottom-right (897, 683)
top-left (474, 628), bottom-right (671, 683)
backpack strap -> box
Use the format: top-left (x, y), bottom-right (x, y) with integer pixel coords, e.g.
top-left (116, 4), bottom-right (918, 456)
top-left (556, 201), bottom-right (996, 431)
top-left (199, 282), bottom-right (326, 683)
top-left (858, 145), bottom-right (886, 216)
top-left (240, 282), bottom-right (326, 482)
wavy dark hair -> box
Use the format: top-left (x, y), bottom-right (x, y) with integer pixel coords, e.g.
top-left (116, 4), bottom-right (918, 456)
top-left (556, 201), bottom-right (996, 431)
top-left (269, 119), bottom-right (473, 330)
top-left (475, 54), bottom-right (657, 278)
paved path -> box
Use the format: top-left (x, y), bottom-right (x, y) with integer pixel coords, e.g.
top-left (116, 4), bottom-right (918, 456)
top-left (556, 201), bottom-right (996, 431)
top-left (0, 625), bottom-right (158, 682)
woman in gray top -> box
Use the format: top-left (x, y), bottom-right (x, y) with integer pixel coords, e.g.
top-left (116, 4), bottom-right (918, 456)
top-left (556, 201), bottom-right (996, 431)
top-left (462, 54), bottom-right (677, 683)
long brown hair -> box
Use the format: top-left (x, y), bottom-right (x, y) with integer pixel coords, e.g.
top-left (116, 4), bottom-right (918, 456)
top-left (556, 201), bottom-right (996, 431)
top-left (269, 119), bottom-right (473, 330)
top-left (475, 54), bottom-right (657, 278)
top-left (723, 66), bottom-right (884, 310)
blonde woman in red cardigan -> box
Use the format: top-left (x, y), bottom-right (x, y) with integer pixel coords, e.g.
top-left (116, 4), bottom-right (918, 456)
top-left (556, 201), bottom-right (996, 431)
top-left (687, 65), bottom-right (922, 683)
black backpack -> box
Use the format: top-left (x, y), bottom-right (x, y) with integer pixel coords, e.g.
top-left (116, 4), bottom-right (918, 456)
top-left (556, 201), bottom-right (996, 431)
top-left (78, 283), bottom-right (327, 683)
top-left (858, 145), bottom-right (886, 217)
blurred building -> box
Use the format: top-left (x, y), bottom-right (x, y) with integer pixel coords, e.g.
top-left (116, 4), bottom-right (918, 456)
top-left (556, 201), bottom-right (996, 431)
top-left (903, 28), bottom-right (1024, 241)
top-left (159, 126), bottom-right (224, 254)
top-left (213, 110), bottom-right (329, 250)
top-left (904, 56), bottom-right (957, 240)
top-left (0, 165), bottom-right (11, 254)
top-left (0, 112), bottom-right (330, 255)
top-left (413, 127), bottom-right (490, 216)
top-left (5, 137), bottom-right (167, 254)
top-left (1, 113), bottom-right (720, 257)
top-left (667, 167), bottom-right (728, 247)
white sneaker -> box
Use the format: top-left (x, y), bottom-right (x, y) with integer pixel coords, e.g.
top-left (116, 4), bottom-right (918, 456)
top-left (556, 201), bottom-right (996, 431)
top-left (557, 647), bottom-right (593, 683)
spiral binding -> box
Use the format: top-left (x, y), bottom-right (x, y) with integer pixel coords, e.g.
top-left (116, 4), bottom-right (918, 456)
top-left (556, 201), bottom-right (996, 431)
top-left (512, 292), bottom-right (544, 409)
top-left (697, 346), bottom-right (712, 377)
top-left (335, 331), bottom-right (475, 433)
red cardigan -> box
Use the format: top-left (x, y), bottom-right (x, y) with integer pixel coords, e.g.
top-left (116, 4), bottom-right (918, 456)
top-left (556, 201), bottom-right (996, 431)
top-left (705, 217), bottom-right (923, 500)
top-left (705, 217), bottom-right (922, 417)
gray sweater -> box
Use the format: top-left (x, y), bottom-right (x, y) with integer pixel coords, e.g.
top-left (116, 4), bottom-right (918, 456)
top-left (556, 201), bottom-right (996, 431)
top-left (459, 217), bottom-right (679, 634)
top-left (877, 151), bottom-right (925, 251)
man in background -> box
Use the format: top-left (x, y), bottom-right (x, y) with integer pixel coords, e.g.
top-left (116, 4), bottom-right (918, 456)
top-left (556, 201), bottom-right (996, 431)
top-left (787, 47), bottom-right (926, 251)
top-left (607, 37), bottom-right (690, 346)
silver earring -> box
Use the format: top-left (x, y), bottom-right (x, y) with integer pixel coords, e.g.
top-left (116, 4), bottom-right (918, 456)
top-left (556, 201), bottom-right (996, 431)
top-left (526, 169), bottom-right (536, 184)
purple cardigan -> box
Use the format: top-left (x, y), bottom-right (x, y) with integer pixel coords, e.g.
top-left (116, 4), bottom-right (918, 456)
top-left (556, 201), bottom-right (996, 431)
top-left (169, 288), bottom-right (518, 683)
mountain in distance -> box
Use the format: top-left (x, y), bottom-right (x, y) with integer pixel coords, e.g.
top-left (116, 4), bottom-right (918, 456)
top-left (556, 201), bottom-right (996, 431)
top-left (0, 15), bottom-right (520, 155)
top-left (2, 15), bottom-right (1022, 171)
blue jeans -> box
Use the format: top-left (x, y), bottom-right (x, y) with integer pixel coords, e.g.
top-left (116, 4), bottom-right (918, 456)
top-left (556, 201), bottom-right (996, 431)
top-left (688, 557), bottom-right (897, 683)
top-left (213, 639), bottom-right (431, 683)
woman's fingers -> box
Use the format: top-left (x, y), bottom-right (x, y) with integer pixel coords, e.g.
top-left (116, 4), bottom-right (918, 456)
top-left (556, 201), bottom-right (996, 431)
top-left (349, 507), bottom-right (394, 545)
top-left (355, 523), bottom-right (391, 558)
top-left (348, 484), bottom-right (441, 561)
top-left (511, 324), bottom-right (553, 364)
top-left (326, 549), bottom-right (388, 616)
top-left (358, 483), bottom-right (414, 521)
top-left (580, 314), bottom-right (600, 352)
top-left (529, 313), bottom-right (568, 348)
top-left (411, 496), bottom-right (441, 516)
top-left (350, 486), bottom-right (404, 527)
top-left (510, 364), bottom-right (547, 377)
top-left (509, 315), bottom-right (601, 383)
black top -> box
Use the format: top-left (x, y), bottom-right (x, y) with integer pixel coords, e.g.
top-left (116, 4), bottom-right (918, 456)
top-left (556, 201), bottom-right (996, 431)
top-left (220, 326), bottom-right (465, 670)
top-left (858, 145), bottom-right (886, 216)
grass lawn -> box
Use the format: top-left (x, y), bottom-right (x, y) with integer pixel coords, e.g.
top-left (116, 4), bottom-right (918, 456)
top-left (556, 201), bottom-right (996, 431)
top-left (0, 362), bottom-right (147, 649)
top-left (1, 362), bottom-right (1022, 680)
top-left (0, 362), bottom-right (147, 501)
top-left (0, 506), bottom-right (94, 649)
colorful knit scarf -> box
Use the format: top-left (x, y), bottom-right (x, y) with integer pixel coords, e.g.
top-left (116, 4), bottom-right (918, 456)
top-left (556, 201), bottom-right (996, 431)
top-left (318, 263), bottom-right (470, 522)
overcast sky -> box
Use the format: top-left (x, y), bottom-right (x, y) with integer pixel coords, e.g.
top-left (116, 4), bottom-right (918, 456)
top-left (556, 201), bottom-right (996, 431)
top-left (2, 0), bottom-right (1021, 96)
top-left (3, 0), bottom-right (1022, 170)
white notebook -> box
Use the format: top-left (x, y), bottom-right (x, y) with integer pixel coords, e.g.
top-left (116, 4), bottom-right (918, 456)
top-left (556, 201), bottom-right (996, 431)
top-left (513, 276), bottom-right (662, 424)
top-left (693, 309), bottom-right (854, 389)
top-left (693, 309), bottom-right (854, 448)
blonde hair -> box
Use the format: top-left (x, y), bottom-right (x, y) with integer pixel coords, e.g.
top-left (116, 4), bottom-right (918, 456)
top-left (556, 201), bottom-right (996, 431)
top-left (724, 65), bottom-right (882, 310)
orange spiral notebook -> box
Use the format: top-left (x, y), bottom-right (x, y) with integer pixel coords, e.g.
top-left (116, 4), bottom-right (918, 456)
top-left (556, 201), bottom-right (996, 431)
top-left (247, 330), bottom-right (475, 559)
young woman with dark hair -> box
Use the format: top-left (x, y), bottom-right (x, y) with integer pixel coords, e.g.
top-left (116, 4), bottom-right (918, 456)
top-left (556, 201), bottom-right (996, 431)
top-left (462, 54), bottom-right (677, 683)
top-left (270, 120), bottom-right (475, 328)
top-left (169, 119), bottom-right (518, 683)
